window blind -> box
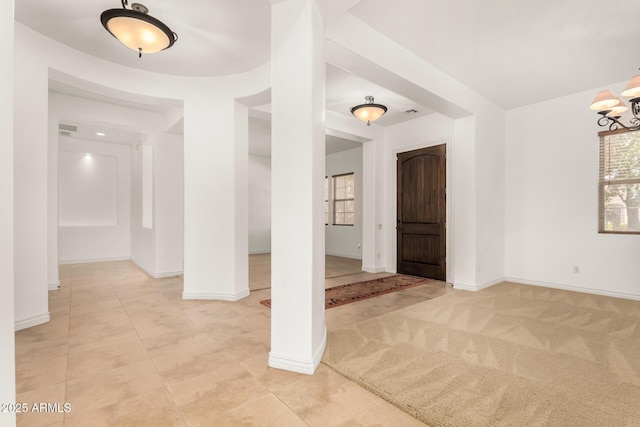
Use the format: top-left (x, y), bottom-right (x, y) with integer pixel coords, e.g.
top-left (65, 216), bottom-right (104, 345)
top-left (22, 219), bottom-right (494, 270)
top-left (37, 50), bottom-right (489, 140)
top-left (598, 129), bottom-right (640, 233)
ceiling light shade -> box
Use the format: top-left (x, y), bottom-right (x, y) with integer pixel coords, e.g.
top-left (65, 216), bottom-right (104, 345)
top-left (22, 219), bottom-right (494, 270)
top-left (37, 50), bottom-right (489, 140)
top-left (589, 90), bottom-right (619, 111)
top-left (350, 96), bottom-right (387, 126)
top-left (605, 99), bottom-right (628, 117)
top-left (590, 68), bottom-right (640, 132)
top-left (621, 75), bottom-right (640, 98)
top-left (101, 0), bottom-right (177, 58)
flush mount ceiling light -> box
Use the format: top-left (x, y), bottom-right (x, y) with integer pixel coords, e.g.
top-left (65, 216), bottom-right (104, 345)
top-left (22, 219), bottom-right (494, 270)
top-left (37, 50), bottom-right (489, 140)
top-left (101, 0), bottom-right (178, 58)
top-left (590, 70), bottom-right (640, 131)
top-left (350, 96), bottom-right (387, 126)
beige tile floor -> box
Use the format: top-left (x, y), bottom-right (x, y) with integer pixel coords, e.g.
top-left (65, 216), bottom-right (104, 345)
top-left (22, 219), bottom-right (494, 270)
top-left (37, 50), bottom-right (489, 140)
top-left (15, 259), bottom-right (453, 426)
top-left (248, 254), bottom-right (363, 291)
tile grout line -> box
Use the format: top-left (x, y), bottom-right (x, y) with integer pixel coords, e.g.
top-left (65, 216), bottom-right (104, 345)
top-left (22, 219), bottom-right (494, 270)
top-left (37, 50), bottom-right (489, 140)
top-left (61, 265), bottom-right (75, 425)
top-left (114, 270), bottom-right (192, 427)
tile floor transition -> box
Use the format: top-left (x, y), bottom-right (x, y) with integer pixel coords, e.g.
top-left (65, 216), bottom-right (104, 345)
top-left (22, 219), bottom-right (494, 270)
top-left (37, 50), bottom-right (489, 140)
top-left (15, 260), bottom-right (453, 426)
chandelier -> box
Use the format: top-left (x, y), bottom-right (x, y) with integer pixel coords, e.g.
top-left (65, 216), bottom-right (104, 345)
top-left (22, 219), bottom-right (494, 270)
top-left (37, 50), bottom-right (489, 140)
top-left (590, 73), bottom-right (640, 131)
top-left (350, 96), bottom-right (387, 126)
top-left (101, 0), bottom-right (178, 58)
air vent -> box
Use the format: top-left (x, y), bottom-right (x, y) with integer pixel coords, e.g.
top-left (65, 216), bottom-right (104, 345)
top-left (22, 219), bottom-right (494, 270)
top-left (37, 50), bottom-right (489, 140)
top-left (59, 131), bottom-right (71, 137)
top-left (403, 109), bottom-right (418, 115)
top-left (58, 123), bottom-right (77, 132)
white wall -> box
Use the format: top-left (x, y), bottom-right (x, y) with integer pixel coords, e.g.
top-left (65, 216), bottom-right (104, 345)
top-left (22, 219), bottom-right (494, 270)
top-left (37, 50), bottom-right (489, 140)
top-left (474, 107), bottom-right (507, 287)
top-left (131, 135), bottom-right (156, 275)
top-left (247, 144), bottom-right (366, 259)
top-left (47, 110), bottom-right (59, 289)
top-left (155, 133), bottom-right (185, 275)
top-left (325, 110), bottom-right (384, 273)
top-left (325, 146), bottom-right (363, 259)
top-left (58, 137), bottom-right (132, 263)
top-left (249, 154), bottom-right (272, 254)
top-left (505, 83), bottom-right (640, 299)
top-left (1, 0), bottom-right (16, 422)
top-left (14, 25), bottom-right (49, 330)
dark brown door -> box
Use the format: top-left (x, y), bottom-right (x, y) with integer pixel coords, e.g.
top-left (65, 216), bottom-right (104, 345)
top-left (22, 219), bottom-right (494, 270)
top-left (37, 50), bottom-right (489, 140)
top-left (397, 144), bottom-right (446, 280)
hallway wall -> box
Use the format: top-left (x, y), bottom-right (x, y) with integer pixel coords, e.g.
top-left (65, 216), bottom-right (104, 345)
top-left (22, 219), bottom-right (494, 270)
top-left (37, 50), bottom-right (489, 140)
top-left (249, 154), bottom-right (271, 254)
top-left (325, 146), bottom-right (363, 259)
top-left (1, 0), bottom-right (16, 421)
top-left (58, 137), bottom-right (132, 263)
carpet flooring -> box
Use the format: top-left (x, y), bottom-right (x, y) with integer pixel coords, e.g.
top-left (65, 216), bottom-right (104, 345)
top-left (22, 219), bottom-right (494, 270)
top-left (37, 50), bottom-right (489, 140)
top-left (323, 282), bottom-right (640, 426)
top-left (260, 275), bottom-right (433, 309)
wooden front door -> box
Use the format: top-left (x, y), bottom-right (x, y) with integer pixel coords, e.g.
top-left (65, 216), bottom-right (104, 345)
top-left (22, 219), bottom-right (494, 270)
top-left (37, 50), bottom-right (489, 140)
top-left (396, 144), bottom-right (446, 280)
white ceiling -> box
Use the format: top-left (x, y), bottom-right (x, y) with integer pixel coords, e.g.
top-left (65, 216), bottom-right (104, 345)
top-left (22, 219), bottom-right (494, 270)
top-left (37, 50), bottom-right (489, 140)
top-left (248, 115), bottom-right (364, 157)
top-left (18, 0), bottom-right (640, 129)
top-left (15, 0), bottom-right (272, 77)
top-left (58, 121), bottom-right (143, 146)
top-left (349, 0), bottom-right (640, 109)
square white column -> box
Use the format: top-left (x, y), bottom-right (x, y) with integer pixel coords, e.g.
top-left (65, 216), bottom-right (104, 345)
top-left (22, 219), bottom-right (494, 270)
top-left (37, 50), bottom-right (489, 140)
top-left (269, 0), bottom-right (327, 374)
top-left (182, 97), bottom-right (249, 301)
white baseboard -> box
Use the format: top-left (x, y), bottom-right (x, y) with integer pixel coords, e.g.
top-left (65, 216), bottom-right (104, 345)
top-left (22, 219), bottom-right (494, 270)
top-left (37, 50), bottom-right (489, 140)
top-left (385, 267), bottom-right (397, 274)
top-left (453, 277), bottom-right (504, 292)
top-left (59, 256), bottom-right (130, 265)
top-left (15, 312), bottom-right (50, 331)
top-left (153, 270), bottom-right (184, 279)
top-left (130, 259), bottom-right (182, 279)
top-left (182, 288), bottom-right (250, 302)
top-left (133, 259), bottom-right (183, 279)
top-left (48, 281), bottom-right (60, 291)
top-left (325, 251), bottom-right (362, 260)
top-left (268, 328), bottom-right (327, 375)
top-left (505, 277), bottom-right (640, 301)
top-left (453, 282), bottom-right (476, 291)
top-left (362, 266), bottom-right (386, 273)
top-left (130, 258), bottom-right (154, 278)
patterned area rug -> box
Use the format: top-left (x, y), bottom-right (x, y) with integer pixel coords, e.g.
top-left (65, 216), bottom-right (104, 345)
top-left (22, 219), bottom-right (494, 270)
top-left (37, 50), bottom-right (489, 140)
top-left (323, 282), bottom-right (640, 426)
top-left (259, 275), bottom-right (433, 309)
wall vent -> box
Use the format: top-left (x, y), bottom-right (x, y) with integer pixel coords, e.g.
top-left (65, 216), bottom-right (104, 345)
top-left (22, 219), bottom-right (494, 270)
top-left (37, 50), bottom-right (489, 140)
top-left (58, 123), bottom-right (77, 132)
top-left (59, 131), bottom-right (71, 137)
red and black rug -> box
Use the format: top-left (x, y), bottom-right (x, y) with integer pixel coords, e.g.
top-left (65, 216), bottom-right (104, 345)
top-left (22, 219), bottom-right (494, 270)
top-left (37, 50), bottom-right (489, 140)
top-left (259, 274), bottom-right (433, 309)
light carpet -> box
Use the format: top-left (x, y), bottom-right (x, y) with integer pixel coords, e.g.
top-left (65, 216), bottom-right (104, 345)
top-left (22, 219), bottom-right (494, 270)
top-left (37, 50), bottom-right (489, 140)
top-left (323, 282), bottom-right (640, 426)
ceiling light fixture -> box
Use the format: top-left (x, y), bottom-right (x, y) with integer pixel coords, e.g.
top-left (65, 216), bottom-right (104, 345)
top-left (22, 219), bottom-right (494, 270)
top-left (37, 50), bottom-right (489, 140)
top-left (590, 71), bottom-right (640, 131)
top-left (101, 0), bottom-right (178, 58)
top-left (350, 96), bottom-right (387, 126)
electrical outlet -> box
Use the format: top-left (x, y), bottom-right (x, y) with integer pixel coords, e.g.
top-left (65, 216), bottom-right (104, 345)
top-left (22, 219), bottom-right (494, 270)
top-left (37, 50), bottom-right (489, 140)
top-left (573, 265), bottom-right (580, 274)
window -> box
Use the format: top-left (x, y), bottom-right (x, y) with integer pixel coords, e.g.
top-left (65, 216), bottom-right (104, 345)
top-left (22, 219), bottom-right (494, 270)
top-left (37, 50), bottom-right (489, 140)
top-left (599, 130), bottom-right (640, 234)
top-left (324, 176), bottom-right (329, 225)
top-left (333, 173), bottom-right (355, 225)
